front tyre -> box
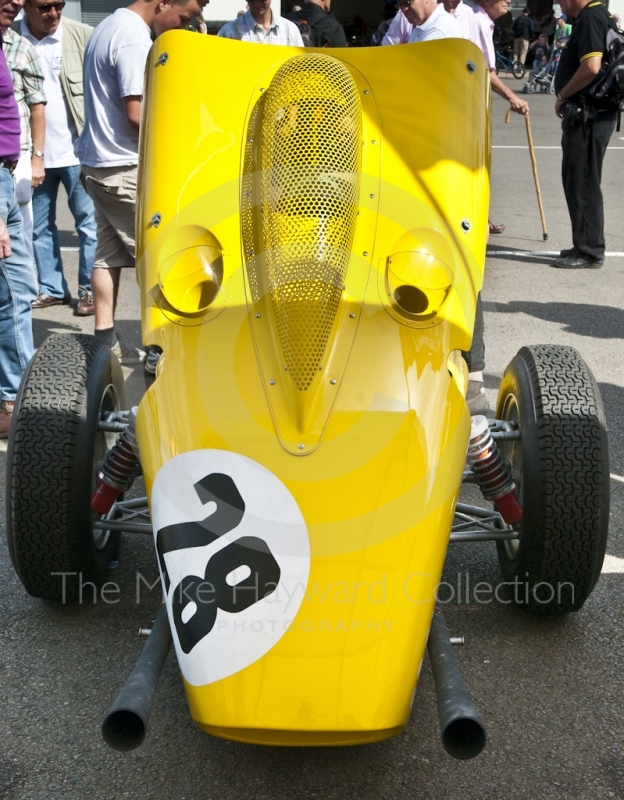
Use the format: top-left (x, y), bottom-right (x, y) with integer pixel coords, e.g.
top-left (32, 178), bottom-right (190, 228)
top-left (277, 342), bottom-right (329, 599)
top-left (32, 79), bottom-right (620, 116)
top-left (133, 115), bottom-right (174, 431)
top-left (6, 334), bottom-right (126, 602)
top-left (495, 345), bottom-right (609, 614)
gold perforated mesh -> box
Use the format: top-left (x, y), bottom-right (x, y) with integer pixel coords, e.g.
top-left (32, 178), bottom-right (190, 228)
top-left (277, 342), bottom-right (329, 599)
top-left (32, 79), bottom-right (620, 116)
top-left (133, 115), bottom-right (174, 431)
top-left (243, 55), bottom-right (362, 392)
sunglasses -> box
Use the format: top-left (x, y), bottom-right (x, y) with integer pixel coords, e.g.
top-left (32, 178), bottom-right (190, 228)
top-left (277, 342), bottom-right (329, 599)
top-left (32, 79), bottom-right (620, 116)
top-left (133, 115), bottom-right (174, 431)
top-left (29, 0), bottom-right (65, 13)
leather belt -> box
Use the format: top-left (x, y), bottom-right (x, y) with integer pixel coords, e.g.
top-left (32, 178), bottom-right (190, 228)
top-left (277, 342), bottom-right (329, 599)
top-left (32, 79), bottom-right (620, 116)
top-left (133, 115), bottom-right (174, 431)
top-left (0, 159), bottom-right (18, 174)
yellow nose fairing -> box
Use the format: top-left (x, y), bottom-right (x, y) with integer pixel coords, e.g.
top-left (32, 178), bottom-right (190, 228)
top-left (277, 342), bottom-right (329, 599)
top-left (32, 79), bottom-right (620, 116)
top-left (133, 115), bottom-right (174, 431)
top-left (136, 33), bottom-right (490, 746)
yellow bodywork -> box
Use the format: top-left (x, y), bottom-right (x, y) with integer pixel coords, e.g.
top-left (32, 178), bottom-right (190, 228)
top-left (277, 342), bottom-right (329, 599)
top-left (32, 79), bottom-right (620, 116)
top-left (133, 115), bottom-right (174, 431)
top-left (136, 33), bottom-right (490, 745)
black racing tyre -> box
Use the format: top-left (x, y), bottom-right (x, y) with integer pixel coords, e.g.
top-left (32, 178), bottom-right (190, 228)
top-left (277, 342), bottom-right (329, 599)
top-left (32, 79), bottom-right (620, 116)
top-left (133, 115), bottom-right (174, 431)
top-left (6, 334), bottom-right (126, 603)
top-left (512, 61), bottom-right (526, 79)
top-left (495, 345), bottom-right (609, 614)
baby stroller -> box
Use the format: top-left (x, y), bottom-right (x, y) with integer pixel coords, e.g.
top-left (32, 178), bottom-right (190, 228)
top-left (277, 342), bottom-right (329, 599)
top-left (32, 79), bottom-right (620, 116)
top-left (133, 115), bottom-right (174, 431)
top-left (523, 48), bottom-right (561, 93)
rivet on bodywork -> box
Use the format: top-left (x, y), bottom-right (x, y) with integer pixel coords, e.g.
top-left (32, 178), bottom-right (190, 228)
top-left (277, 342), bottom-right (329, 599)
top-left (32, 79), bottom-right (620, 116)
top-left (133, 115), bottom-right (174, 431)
top-left (269, 379), bottom-right (276, 385)
top-left (150, 213), bottom-right (161, 228)
top-left (157, 52), bottom-right (168, 66)
top-left (371, 140), bottom-right (377, 145)
top-left (461, 219), bottom-right (471, 233)
top-left (330, 379), bottom-right (337, 385)
top-left (370, 194), bottom-right (375, 199)
top-left (364, 90), bottom-right (370, 95)
top-left (363, 251), bottom-right (369, 257)
top-left (466, 61), bottom-right (476, 74)
top-left (349, 313), bottom-right (356, 318)
top-left (284, 365), bottom-right (289, 371)
top-left (260, 87), bottom-right (266, 92)
top-left (298, 444), bottom-right (305, 450)
top-left (255, 313), bottom-right (261, 318)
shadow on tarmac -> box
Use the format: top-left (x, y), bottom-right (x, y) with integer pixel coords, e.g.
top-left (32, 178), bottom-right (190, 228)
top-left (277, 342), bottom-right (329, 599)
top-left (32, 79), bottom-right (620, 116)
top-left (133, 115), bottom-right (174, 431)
top-left (489, 300), bottom-right (624, 339)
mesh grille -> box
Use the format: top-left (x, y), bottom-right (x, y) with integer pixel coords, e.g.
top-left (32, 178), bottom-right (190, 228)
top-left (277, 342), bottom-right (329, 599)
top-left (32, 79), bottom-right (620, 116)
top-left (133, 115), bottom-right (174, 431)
top-left (245, 55), bottom-right (362, 392)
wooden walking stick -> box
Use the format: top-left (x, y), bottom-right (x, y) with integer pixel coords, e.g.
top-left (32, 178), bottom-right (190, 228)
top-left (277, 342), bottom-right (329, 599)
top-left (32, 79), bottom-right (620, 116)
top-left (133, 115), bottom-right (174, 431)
top-left (505, 108), bottom-right (549, 240)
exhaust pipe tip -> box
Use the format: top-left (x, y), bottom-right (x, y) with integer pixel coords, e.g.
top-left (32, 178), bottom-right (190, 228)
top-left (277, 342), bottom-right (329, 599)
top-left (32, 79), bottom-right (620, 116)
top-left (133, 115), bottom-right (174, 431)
top-left (102, 709), bottom-right (147, 752)
top-left (427, 609), bottom-right (487, 761)
top-left (442, 715), bottom-right (486, 760)
top-left (102, 605), bottom-right (172, 752)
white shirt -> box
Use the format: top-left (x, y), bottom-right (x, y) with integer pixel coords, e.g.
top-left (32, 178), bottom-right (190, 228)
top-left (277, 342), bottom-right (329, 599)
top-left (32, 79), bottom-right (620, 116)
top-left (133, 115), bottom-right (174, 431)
top-left (382, 9), bottom-right (413, 45)
top-left (21, 19), bottom-right (78, 169)
top-left (218, 10), bottom-right (304, 46)
top-left (472, 4), bottom-right (496, 71)
top-left (74, 8), bottom-right (152, 168)
top-left (450, 2), bottom-right (479, 44)
top-left (408, 4), bottom-right (462, 42)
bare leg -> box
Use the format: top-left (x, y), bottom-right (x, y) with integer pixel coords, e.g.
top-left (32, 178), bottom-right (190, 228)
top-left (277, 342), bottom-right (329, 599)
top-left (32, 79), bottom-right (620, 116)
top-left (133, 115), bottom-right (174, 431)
top-left (92, 266), bottom-right (121, 331)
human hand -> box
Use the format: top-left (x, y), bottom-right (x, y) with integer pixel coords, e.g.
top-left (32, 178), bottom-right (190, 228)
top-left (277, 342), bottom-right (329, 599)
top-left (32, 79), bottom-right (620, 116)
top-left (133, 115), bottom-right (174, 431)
top-left (31, 156), bottom-right (45, 188)
top-left (510, 95), bottom-right (529, 116)
top-left (0, 217), bottom-right (12, 259)
top-left (555, 98), bottom-right (564, 118)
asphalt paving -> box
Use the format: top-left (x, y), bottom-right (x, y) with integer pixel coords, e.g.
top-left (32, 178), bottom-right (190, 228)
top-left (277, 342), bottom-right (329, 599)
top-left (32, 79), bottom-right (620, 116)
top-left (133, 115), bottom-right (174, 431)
top-left (0, 80), bottom-right (623, 800)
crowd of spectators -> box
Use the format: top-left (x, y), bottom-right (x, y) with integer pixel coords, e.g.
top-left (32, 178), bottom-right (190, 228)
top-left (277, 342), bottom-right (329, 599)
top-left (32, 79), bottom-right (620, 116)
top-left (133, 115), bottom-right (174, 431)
top-left (0, 0), bottom-right (618, 432)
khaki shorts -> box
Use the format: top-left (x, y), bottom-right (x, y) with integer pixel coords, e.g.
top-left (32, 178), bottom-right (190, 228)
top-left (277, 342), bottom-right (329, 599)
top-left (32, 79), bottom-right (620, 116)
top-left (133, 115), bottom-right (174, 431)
top-left (82, 164), bottom-right (137, 269)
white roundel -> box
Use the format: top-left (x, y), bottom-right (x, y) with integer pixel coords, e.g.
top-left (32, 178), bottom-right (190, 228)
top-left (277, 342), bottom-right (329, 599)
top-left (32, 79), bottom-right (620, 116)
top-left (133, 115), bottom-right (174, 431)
top-left (150, 450), bottom-right (310, 686)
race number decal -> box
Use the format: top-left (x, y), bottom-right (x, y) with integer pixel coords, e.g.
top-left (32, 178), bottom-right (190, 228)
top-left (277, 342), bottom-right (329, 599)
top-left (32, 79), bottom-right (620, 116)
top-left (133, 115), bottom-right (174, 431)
top-left (150, 451), bottom-right (310, 686)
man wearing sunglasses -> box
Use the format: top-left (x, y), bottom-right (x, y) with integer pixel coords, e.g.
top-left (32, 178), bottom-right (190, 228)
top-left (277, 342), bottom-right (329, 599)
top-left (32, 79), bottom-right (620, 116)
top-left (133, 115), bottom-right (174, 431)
top-left (18, 0), bottom-right (96, 315)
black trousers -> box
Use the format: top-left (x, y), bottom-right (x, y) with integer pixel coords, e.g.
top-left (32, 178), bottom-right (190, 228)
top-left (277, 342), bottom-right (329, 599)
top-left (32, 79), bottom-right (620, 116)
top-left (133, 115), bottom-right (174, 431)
top-left (561, 108), bottom-right (617, 261)
top-left (462, 293), bottom-right (485, 374)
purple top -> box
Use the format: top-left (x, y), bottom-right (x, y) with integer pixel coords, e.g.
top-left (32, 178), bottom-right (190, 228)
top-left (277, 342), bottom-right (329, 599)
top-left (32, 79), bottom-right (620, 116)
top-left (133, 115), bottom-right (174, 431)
top-left (0, 34), bottom-right (21, 160)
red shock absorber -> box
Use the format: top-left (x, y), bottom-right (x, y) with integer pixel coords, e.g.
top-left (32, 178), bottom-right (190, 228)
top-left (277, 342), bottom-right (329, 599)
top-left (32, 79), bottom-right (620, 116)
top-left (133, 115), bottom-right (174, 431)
top-left (466, 415), bottom-right (523, 526)
top-left (91, 407), bottom-right (142, 515)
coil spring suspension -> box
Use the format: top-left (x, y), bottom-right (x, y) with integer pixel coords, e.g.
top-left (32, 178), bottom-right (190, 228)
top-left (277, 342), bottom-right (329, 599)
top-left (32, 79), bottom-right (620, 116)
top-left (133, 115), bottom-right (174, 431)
top-left (91, 408), bottom-right (142, 515)
top-left (467, 415), bottom-right (522, 525)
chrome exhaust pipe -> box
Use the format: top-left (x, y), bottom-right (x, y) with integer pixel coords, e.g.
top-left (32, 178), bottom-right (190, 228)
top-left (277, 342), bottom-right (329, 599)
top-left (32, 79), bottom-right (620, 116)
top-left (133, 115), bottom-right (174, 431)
top-left (427, 609), bottom-right (486, 760)
top-left (102, 605), bottom-right (172, 751)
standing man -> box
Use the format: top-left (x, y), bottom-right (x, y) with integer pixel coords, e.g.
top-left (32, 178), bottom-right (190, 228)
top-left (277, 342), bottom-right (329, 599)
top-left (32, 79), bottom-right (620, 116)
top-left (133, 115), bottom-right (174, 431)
top-left (19, 0), bottom-right (97, 315)
top-left (553, 0), bottom-right (618, 269)
top-left (0, 0), bottom-right (38, 436)
top-left (382, 7), bottom-right (412, 44)
top-left (473, 0), bottom-right (529, 116)
top-left (2, 25), bottom-right (46, 268)
top-left (398, 0), bottom-right (461, 40)
top-left (289, 0), bottom-right (347, 47)
top-left (218, 0), bottom-right (304, 44)
top-left (511, 6), bottom-right (533, 66)
top-left (75, 0), bottom-right (205, 372)
top-left (442, 0), bottom-right (477, 40)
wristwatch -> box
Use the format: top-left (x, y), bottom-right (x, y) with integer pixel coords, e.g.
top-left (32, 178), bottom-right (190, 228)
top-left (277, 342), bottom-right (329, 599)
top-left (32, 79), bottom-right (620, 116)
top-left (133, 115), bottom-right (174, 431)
top-left (32, 150), bottom-right (44, 158)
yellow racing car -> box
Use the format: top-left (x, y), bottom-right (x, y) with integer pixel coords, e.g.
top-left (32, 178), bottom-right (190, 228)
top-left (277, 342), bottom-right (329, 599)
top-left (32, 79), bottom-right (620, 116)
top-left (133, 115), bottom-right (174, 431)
top-left (5, 33), bottom-right (609, 760)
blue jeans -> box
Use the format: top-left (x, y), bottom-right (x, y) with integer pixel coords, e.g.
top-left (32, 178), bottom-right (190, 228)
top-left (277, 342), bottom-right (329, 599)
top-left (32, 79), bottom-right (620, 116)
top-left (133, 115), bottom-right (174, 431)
top-left (32, 164), bottom-right (96, 298)
top-left (0, 166), bottom-right (37, 401)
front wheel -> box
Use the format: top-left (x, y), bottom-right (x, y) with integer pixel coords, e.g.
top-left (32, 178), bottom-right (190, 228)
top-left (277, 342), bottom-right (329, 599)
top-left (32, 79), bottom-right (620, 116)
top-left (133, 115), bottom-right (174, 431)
top-left (495, 345), bottom-right (609, 614)
top-left (6, 334), bottom-right (126, 602)
top-left (512, 61), bottom-right (526, 79)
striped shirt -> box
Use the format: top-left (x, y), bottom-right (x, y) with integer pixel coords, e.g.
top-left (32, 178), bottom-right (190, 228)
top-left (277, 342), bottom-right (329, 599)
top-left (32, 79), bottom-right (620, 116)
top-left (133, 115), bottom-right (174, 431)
top-left (3, 28), bottom-right (46, 153)
top-left (218, 9), bottom-right (304, 46)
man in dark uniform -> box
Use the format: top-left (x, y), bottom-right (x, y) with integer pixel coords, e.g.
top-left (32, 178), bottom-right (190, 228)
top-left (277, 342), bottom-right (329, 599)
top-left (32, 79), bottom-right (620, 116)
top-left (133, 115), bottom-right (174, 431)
top-left (553, 0), bottom-right (619, 269)
top-left (289, 0), bottom-right (347, 47)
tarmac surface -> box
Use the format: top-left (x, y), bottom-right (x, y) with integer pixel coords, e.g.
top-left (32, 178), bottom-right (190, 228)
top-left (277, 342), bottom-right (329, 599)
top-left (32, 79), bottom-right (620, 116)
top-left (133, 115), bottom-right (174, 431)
top-left (1, 81), bottom-right (624, 800)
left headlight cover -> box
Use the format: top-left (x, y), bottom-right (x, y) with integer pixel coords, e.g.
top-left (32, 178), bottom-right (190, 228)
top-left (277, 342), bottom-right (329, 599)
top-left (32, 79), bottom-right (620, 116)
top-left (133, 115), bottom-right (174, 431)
top-left (385, 250), bottom-right (453, 323)
top-left (158, 245), bottom-right (223, 315)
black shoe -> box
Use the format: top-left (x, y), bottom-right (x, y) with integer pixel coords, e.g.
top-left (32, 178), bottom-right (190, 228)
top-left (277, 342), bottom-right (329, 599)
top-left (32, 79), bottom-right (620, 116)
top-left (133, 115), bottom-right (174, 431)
top-left (553, 255), bottom-right (604, 269)
top-left (559, 247), bottom-right (577, 258)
